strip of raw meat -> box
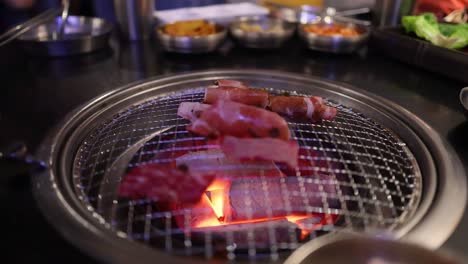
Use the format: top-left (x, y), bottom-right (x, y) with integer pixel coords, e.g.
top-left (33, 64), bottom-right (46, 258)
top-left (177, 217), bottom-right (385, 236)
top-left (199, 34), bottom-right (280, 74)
top-left (214, 79), bottom-right (248, 88)
top-left (118, 162), bottom-right (216, 205)
top-left (187, 100), bottom-right (291, 140)
top-left (148, 137), bottom-right (219, 169)
top-left (268, 95), bottom-right (337, 121)
top-left (118, 136), bottom-right (221, 205)
top-left (175, 148), bottom-right (285, 179)
top-left (204, 87), bottom-right (269, 108)
top-left (221, 136), bottom-right (299, 168)
top-left (177, 102), bottom-right (211, 121)
top-left (225, 175), bottom-right (338, 222)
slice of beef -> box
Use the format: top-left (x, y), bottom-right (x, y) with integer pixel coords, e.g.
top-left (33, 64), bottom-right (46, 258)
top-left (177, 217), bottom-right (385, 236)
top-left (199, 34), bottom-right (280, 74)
top-left (225, 175), bottom-right (339, 222)
top-left (221, 136), bottom-right (299, 168)
top-left (118, 162), bottom-right (216, 205)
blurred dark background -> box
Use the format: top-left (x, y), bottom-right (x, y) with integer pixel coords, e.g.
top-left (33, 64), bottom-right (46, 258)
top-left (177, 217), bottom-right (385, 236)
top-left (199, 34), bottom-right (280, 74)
top-left (0, 0), bottom-right (229, 32)
top-left (2, 0), bottom-right (466, 34)
top-left (0, 0), bottom-right (380, 33)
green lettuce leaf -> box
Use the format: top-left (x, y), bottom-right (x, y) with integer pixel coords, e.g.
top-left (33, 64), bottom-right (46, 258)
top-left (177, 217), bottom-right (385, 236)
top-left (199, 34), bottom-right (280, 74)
top-left (413, 14), bottom-right (440, 42)
top-left (439, 23), bottom-right (468, 36)
top-left (401, 13), bottom-right (468, 49)
top-left (446, 26), bottom-right (468, 49)
top-left (402, 13), bottom-right (437, 33)
top-left (402, 15), bottom-right (418, 33)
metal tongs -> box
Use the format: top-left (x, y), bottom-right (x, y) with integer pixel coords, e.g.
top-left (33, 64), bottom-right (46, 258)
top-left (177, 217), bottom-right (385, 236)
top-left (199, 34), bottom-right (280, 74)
top-left (299, 6), bottom-right (372, 26)
top-left (0, 0), bottom-right (70, 47)
top-left (268, 3), bottom-right (371, 26)
top-left (57, 0), bottom-right (71, 38)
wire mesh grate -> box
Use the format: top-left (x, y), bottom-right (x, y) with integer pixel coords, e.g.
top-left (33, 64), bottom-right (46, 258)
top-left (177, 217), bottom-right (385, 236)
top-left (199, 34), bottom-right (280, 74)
top-left (72, 86), bottom-right (422, 262)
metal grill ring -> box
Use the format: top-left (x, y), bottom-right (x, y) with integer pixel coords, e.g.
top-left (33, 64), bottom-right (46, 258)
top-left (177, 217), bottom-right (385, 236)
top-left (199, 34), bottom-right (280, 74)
top-left (33, 70), bottom-right (466, 264)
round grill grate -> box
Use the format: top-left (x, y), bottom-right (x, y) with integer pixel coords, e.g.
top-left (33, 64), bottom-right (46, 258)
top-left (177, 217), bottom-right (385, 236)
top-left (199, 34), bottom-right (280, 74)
top-left (73, 85), bottom-right (421, 261)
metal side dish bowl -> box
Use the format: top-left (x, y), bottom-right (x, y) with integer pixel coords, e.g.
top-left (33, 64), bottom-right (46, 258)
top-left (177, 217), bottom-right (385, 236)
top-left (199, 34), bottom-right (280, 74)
top-left (156, 21), bottom-right (227, 54)
top-left (230, 16), bottom-right (295, 49)
top-left (285, 233), bottom-right (467, 264)
top-left (18, 16), bottom-right (113, 57)
top-left (460, 87), bottom-right (468, 116)
top-left (298, 18), bottom-right (370, 54)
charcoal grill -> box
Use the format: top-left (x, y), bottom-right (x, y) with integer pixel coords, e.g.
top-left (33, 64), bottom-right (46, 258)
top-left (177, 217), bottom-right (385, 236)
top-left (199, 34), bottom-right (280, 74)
top-left (33, 70), bottom-right (466, 264)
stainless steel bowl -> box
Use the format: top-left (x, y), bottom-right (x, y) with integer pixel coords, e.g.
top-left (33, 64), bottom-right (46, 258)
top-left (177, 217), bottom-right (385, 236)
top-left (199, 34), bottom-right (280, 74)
top-left (156, 21), bottom-right (227, 54)
top-left (285, 233), bottom-right (466, 264)
top-left (230, 16), bottom-right (295, 49)
top-left (272, 4), bottom-right (321, 23)
top-left (18, 16), bottom-right (113, 56)
top-left (298, 19), bottom-right (370, 54)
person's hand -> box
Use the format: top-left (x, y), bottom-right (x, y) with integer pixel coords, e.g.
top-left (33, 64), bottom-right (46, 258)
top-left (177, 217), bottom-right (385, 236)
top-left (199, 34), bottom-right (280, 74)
top-left (4, 0), bottom-right (36, 9)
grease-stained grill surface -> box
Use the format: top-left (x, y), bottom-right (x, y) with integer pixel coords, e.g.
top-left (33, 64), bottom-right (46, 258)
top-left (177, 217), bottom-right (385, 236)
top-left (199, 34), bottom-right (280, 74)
top-left (73, 86), bottom-right (421, 262)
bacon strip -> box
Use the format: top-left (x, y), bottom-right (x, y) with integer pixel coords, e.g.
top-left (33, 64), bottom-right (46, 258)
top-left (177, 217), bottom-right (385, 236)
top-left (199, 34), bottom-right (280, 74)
top-left (188, 100), bottom-right (291, 141)
top-left (269, 95), bottom-right (336, 121)
top-left (268, 96), bottom-right (321, 120)
top-left (221, 136), bottom-right (299, 168)
top-left (118, 163), bottom-right (216, 204)
top-left (204, 87), bottom-right (269, 108)
top-left (176, 149), bottom-right (284, 178)
top-left (214, 79), bottom-right (248, 88)
top-left (319, 105), bottom-right (338, 121)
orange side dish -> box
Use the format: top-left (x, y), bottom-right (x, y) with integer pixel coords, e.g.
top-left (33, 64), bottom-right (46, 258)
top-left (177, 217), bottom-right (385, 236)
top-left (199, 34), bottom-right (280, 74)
top-left (163, 20), bottom-right (217, 37)
top-left (303, 24), bottom-right (361, 37)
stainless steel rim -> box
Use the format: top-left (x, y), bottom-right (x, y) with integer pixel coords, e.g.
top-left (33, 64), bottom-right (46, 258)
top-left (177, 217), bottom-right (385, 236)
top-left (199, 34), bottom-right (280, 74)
top-left (33, 70), bottom-right (466, 264)
top-left (284, 232), bottom-right (467, 264)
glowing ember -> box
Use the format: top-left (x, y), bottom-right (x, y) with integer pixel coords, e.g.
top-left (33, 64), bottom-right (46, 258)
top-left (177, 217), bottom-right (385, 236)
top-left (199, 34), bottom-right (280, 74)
top-left (181, 178), bottom-right (336, 239)
top-left (205, 179), bottom-right (230, 221)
